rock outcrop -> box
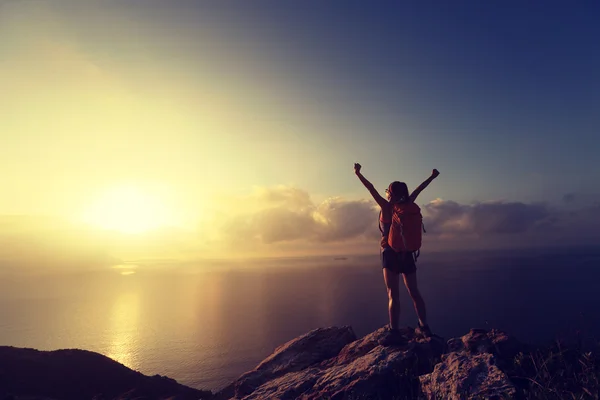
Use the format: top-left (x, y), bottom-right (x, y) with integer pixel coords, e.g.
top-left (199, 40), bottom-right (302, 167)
top-left (214, 326), bottom-right (537, 400)
top-left (216, 326), bottom-right (446, 400)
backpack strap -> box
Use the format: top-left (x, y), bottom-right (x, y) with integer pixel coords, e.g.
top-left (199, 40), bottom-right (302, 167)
top-left (413, 249), bottom-right (420, 264)
top-left (416, 222), bottom-right (425, 262)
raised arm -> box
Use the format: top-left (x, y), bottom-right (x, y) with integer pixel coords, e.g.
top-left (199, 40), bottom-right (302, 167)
top-left (354, 163), bottom-right (388, 208)
top-left (409, 169), bottom-right (440, 202)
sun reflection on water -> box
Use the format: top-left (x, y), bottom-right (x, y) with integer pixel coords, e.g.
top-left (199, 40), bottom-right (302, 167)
top-left (107, 291), bottom-right (140, 370)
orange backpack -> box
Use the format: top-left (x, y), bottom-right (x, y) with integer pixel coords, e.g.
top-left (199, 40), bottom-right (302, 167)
top-left (388, 202), bottom-right (424, 252)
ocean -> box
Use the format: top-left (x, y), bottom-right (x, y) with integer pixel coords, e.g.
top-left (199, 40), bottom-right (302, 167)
top-left (1, 246), bottom-right (599, 392)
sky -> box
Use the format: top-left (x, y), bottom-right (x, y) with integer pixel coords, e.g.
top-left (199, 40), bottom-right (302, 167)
top-left (1, 1), bottom-right (599, 271)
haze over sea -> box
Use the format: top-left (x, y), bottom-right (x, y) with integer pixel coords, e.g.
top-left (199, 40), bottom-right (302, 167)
top-left (2, 246), bottom-right (599, 392)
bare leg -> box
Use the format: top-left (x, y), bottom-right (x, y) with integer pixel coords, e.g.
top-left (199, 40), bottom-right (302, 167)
top-left (383, 268), bottom-right (401, 330)
top-left (402, 272), bottom-right (427, 327)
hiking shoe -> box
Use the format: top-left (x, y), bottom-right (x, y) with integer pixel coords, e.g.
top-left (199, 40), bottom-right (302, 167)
top-left (415, 323), bottom-right (433, 338)
top-left (379, 327), bottom-right (409, 347)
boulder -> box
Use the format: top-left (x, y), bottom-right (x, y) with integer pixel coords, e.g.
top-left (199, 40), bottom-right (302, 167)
top-left (419, 352), bottom-right (516, 400)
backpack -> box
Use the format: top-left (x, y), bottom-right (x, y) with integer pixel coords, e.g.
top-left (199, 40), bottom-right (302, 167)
top-left (388, 202), bottom-right (425, 253)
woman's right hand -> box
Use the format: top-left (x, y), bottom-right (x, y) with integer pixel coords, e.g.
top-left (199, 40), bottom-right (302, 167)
top-left (432, 169), bottom-right (440, 178)
top-left (354, 163), bottom-right (362, 174)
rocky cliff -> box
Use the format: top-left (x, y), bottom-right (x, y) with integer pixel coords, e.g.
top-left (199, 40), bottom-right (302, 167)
top-left (3, 326), bottom-right (598, 399)
top-left (215, 326), bottom-right (525, 400)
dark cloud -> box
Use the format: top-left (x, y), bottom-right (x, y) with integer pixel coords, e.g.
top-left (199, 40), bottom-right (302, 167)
top-left (423, 200), bottom-right (551, 235)
top-left (563, 193), bottom-right (576, 204)
top-left (420, 198), bottom-right (600, 251)
top-left (470, 202), bottom-right (550, 234)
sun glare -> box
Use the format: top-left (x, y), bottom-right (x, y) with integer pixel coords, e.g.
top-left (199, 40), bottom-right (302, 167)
top-left (82, 187), bottom-right (175, 234)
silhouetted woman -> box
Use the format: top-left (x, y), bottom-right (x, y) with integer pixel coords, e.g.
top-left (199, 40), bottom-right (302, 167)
top-left (354, 163), bottom-right (439, 337)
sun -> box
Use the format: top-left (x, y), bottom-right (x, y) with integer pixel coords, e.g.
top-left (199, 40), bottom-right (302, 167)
top-left (82, 186), bottom-right (175, 234)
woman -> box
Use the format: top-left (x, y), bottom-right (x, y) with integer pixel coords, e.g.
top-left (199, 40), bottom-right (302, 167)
top-left (354, 163), bottom-right (440, 337)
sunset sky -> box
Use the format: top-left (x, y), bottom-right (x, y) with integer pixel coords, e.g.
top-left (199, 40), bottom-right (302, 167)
top-left (1, 1), bottom-right (599, 270)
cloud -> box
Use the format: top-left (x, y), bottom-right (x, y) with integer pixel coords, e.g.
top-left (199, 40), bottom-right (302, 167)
top-left (419, 198), bottom-right (600, 251)
top-left (313, 198), bottom-right (377, 242)
top-left (250, 207), bottom-right (316, 244)
top-left (253, 186), bottom-right (313, 211)
top-left (422, 199), bottom-right (551, 235)
top-left (217, 188), bottom-right (600, 253)
top-left (563, 193), bottom-right (576, 204)
top-left (218, 186), bottom-right (378, 246)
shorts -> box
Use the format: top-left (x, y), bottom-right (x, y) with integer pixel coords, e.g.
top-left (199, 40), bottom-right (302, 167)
top-left (381, 247), bottom-right (417, 275)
